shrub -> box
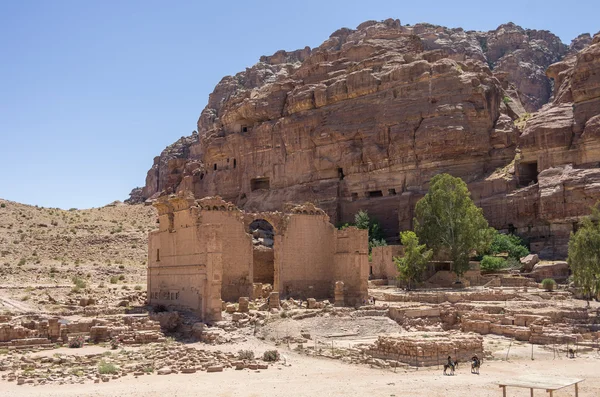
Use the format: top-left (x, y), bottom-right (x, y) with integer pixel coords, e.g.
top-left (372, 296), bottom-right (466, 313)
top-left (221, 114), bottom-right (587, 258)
top-left (238, 350), bottom-right (255, 360)
top-left (134, 285), bottom-right (142, 290)
top-left (72, 276), bottom-right (86, 289)
top-left (109, 276), bottom-right (119, 284)
top-left (542, 278), bottom-right (556, 292)
top-left (17, 258), bottom-right (26, 266)
top-left (98, 360), bottom-right (118, 374)
top-left (480, 255), bottom-right (507, 272)
top-left (502, 96), bottom-right (512, 104)
top-left (0, 203), bottom-right (5, 208)
top-left (68, 335), bottom-right (85, 348)
top-left (263, 350), bottom-right (280, 362)
top-left (489, 232), bottom-right (529, 260)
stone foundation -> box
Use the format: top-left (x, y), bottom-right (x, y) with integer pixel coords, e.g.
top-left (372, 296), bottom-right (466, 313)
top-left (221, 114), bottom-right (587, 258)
top-left (367, 332), bottom-right (483, 367)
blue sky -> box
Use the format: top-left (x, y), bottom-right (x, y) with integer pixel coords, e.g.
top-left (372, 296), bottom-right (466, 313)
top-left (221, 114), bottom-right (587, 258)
top-left (0, 0), bottom-right (597, 209)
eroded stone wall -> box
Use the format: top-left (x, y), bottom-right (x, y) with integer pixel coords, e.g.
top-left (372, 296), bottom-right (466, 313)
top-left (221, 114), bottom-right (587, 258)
top-left (148, 195), bottom-right (369, 313)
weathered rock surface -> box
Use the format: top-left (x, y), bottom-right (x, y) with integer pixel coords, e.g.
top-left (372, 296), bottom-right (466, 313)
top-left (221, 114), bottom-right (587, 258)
top-left (130, 20), bottom-right (600, 258)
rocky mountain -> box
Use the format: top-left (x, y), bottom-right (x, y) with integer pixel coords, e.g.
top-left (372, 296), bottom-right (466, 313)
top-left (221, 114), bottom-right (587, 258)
top-left (129, 19), bottom-right (600, 259)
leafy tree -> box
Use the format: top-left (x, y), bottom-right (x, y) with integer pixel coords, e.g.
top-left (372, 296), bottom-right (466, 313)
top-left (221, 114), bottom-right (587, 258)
top-left (354, 210), bottom-right (370, 230)
top-left (352, 210), bottom-right (387, 251)
top-left (489, 231), bottom-right (529, 260)
top-left (480, 255), bottom-right (507, 272)
top-left (395, 231), bottom-right (432, 290)
top-left (414, 174), bottom-right (494, 278)
top-left (567, 203), bottom-right (600, 301)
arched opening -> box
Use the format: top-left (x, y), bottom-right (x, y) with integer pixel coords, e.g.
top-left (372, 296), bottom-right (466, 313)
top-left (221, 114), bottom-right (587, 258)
top-left (233, 159), bottom-right (237, 168)
top-left (249, 219), bottom-right (275, 285)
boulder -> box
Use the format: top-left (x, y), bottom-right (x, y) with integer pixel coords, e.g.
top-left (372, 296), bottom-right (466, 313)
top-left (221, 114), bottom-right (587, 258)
top-left (530, 261), bottom-right (570, 282)
top-left (520, 254), bottom-right (540, 272)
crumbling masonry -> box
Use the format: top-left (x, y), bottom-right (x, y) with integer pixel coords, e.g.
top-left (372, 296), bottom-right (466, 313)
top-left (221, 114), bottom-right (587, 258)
top-left (148, 194), bottom-right (369, 322)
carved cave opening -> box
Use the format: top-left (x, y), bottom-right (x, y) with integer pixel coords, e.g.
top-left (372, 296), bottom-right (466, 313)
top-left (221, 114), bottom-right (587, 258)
top-left (249, 219), bottom-right (275, 285)
top-left (251, 177), bottom-right (270, 191)
top-left (519, 161), bottom-right (538, 186)
top-left (368, 190), bottom-right (383, 198)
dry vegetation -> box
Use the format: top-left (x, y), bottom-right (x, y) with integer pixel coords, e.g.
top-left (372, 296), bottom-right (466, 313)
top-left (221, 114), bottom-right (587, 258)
top-left (0, 198), bottom-right (155, 314)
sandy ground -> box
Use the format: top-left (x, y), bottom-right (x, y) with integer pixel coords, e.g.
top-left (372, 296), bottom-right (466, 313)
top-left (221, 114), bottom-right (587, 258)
top-left (2, 337), bottom-right (598, 397)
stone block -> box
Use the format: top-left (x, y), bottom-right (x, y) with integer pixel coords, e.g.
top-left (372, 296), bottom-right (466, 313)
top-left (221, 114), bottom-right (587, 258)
top-left (238, 297), bottom-right (249, 313)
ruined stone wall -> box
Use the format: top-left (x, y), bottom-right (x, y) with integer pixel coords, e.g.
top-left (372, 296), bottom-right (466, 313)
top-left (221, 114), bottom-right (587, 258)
top-left (200, 210), bottom-right (253, 301)
top-left (275, 215), bottom-right (336, 299)
top-left (148, 197), bottom-right (223, 322)
top-left (252, 246), bottom-right (274, 285)
top-left (368, 333), bottom-right (483, 367)
top-left (149, 196), bottom-right (369, 309)
top-left (371, 245), bottom-right (404, 281)
top-left (333, 228), bottom-right (369, 306)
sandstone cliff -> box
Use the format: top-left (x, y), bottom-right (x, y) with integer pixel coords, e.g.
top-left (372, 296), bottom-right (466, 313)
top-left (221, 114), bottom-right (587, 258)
top-left (130, 20), bottom-right (600, 259)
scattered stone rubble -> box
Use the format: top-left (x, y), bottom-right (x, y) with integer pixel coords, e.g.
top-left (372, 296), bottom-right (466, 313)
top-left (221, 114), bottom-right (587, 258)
top-left (0, 342), bottom-right (276, 386)
top-left (0, 314), bottom-right (165, 350)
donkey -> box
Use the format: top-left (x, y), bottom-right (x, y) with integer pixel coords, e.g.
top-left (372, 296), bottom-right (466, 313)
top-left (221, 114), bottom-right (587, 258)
top-left (443, 358), bottom-right (458, 375)
top-left (471, 356), bottom-right (481, 374)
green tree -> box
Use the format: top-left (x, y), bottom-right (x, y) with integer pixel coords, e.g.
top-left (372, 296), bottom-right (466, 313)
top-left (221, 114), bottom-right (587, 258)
top-left (353, 210), bottom-right (387, 251)
top-left (489, 231), bottom-right (529, 260)
top-left (395, 231), bottom-right (432, 290)
top-left (414, 173), bottom-right (494, 278)
top-left (567, 203), bottom-right (600, 301)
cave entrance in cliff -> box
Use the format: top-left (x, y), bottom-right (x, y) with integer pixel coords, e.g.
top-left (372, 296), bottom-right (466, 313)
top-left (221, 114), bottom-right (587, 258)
top-left (518, 161), bottom-right (538, 186)
top-left (249, 219), bottom-right (275, 286)
top-left (251, 177), bottom-right (270, 191)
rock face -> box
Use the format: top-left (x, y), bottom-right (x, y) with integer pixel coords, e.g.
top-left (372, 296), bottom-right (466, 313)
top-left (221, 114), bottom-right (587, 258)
top-left (131, 20), bottom-right (600, 259)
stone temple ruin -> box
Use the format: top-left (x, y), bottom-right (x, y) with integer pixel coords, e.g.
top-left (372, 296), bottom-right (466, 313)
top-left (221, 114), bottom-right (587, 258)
top-left (147, 194), bottom-right (369, 322)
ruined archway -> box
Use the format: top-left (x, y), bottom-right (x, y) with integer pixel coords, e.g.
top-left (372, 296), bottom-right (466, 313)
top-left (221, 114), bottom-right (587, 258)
top-left (249, 219), bottom-right (275, 285)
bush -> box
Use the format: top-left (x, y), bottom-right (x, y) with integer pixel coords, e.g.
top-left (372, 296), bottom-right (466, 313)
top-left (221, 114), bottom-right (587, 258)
top-left (72, 276), bottom-right (86, 289)
top-left (263, 350), bottom-right (280, 362)
top-left (480, 255), bottom-right (507, 272)
top-left (134, 285), bottom-right (142, 290)
top-left (98, 360), bottom-right (118, 374)
top-left (109, 276), bottom-right (119, 284)
top-left (489, 232), bottom-right (529, 260)
top-left (238, 350), bottom-right (255, 360)
top-left (68, 335), bottom-right (85, 348)
top-left (542, 278), bottom-right (556, 292)
top-left (502, 96), bottom-right (512, 104)
top-left (0, 203), bottom-right (5, 208)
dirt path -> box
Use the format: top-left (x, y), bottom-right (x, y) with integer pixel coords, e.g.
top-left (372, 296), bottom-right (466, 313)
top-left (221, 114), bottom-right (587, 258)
top-left (0, 296), bottom-right (34, 313)
top-left (2, 342), bottom-right (599, 397)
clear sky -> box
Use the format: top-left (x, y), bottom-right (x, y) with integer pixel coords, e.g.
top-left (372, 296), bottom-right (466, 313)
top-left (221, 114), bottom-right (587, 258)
top-left (0, 0), bottom-right (597, 209)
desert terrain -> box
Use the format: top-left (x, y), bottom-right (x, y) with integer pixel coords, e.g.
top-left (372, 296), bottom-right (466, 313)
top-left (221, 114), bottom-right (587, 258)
top-left (1, 197), bottom-right (599, 396)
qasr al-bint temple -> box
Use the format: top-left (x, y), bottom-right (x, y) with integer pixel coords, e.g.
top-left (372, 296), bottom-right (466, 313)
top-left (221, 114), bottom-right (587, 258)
top-left (148, 194), bottom-right (368, 321)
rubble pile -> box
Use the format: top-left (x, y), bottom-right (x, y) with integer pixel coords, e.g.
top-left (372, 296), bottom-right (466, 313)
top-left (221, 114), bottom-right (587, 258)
top-left (0, 342), bottom-right (276, 386)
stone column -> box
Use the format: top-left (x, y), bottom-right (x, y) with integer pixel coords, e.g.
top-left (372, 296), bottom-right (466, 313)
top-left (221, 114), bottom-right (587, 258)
top-left (205, 224), bottom-right (223, 323)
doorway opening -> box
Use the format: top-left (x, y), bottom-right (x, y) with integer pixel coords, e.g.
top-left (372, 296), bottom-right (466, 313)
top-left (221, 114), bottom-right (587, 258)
top-left (249, 219), bottom-right (275, 285)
